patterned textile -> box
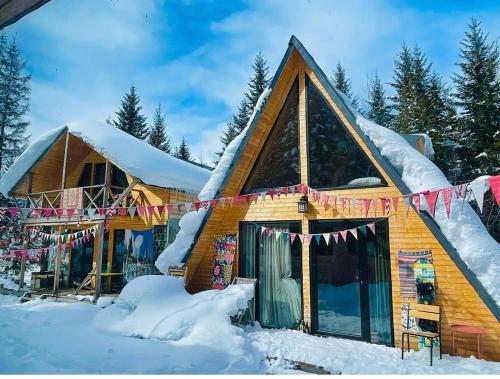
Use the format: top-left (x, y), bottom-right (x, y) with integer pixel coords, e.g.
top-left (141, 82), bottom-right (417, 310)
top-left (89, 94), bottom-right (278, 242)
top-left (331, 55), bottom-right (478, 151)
top-left (397, 250), bottom-right (432, 298)
top-left (212, 234), bottom-right (237, 289)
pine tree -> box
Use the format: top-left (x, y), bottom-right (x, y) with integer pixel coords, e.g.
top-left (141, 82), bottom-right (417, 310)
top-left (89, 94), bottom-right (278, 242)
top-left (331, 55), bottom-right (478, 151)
top-left (366, 73), bottom-right (392, 127)
top-left (174, 137), bottom-right (191, 161)
top-left (453, 18), bottom-right (500, 179)
top-left (0, 33), bottom-right (30, 175)
top-left (108, 85), bottom-right (149, 140)
top-left (147, 104), bottom-right (171, 153)
top-left (411, 46), bottom-right (432, 133)
top-left (215, 53), bottom-right (270, 164)
top-left (389, 45), bottom-right (415, 133)
top-left (245, 52), bottom-right (270, 110)
top-left (331, 62), bottom-right (359, 110)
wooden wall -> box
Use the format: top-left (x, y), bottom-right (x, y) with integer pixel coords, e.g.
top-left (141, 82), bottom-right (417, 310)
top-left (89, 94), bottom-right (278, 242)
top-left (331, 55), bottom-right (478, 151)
top-left (184, 50), bottom-right (500, 360)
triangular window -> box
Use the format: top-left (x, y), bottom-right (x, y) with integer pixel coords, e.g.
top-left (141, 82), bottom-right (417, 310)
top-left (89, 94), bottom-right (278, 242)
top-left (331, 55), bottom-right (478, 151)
top-left (306, 75), bottom-right (386, 189)
top-left (242, 78), bottom-right (300, 193)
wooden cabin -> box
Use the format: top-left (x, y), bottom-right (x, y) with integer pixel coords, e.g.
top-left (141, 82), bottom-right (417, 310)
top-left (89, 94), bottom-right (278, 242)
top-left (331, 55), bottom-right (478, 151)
top-left (0, 121), bottom-right (211, 295)
top-left (171, 37), bottom-right (500, 360)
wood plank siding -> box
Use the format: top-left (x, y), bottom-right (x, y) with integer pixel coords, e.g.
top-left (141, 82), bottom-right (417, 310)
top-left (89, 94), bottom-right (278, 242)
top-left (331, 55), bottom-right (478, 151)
top-left (184, 50), bottom-right (500, 360)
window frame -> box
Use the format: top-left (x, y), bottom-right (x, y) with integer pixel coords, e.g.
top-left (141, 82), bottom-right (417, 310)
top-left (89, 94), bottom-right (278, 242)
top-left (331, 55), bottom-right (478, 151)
top-left (305, 74), bottom-right (389, 191)
top-left (241, 76), bottom-right (301, 194)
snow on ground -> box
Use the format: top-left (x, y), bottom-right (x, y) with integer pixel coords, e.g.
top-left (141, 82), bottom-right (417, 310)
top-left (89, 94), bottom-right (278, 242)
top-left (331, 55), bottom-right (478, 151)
top-left (1, 278), bottom-right (499, 374)
top-left (156, 87), bottom-right (272, 271)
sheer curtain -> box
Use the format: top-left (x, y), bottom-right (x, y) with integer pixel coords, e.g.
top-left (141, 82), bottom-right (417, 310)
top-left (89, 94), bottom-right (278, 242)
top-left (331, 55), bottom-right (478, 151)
top-left (259, 224), bottom-right (302, 329)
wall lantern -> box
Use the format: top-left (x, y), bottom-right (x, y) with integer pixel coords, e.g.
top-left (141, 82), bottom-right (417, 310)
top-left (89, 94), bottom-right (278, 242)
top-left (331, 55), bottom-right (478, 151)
top-left (297, 195), bottom-right (309, 213)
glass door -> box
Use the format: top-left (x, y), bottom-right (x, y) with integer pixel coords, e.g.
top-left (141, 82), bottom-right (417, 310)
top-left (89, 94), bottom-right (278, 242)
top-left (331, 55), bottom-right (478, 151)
top-left (239, 221), bottom-right (303, 329)
top-left (310, 219), bottom-right (393, 346)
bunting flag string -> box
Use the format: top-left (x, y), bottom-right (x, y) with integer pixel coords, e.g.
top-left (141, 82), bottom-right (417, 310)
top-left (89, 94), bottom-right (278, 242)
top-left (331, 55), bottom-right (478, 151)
top-left (243, 216), bottom-right (387, 248)
top-left (0, 176), bottom-right (498, 224)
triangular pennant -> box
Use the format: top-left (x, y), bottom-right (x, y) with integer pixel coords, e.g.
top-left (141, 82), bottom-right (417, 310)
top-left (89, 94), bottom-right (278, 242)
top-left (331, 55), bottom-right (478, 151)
top-left (219, 198), bottom-right (226, 207)
top-left (193, 201), bottom-right (201, 212)
top-left (469, 179), bottom-right (486, 213)
top-left (314, 234), bottom-right (322, 245)
top-left (156, 205), bottom-right (165, 216)
top-left (147, 206), bottom-right (156, 216)
top-left (488, 176), bottom-right (500, 206)
top-left (210, 199), bottom-right (218, 209)
top-left (367, 223), bottom-right (376, 234)
top-left (412, 194), bottom-right (421, 214)
top-left (392, 197), bottom-right (399, 217)
top-left (349, 228), bottom-right (358, 240)
top-left (298, 234), bottom-right (305, 244)
top-left (117, 207), bottom-right (127, 217)
top-left (380, 198), bottom-right (390, 217)
top-left (454, 183), bottom-right (465, 199)
top-left (44, 208), bottom-right (53, 218)
top-left (260, 192), bottom-right (266, 201)
top-left (251, 193), bottom-right (259, 204)
top-left (322, 233), bottom-right (331, 245)
top-left (9, 208), bottom-right (18, 218)
top-left (332, 232), bottom-right (339, 244)
top-left (226, 197), bottom-right (234, 207)
top-left (260, 226), bottom-right (267, 236)
top-left (289, 185), bottom-right (296, 195)
top-left (184, 202), bottom-right (192, 212)
top-left (283, 186), bottom-right (289, 196)
top-left (403, 196), bottom-right (410, 218)
top-left (362, 198), bottom-right (372, 218)
top-left (20, 208), bottom-right (31, 219)
top-left (166, 204), bottom-right (174, 215)
top-left (236, 196), bottom-right (243, 206)
top-left (98, 208), bottom-right (106, 216)
top-left (330, 196), bottom-right (337, 210)
top-left (128, 207), bottom-right (137, 219)
top-left (66, 208), bottom-right (76, 219)
top-left (275, 231), bottom-right (282, 241)
top-left (136, 206), bottom-right (145, 217)
top-left (267, 190), bottom-right (275, 200)
top-left (243, 194), bottom-right (252, 205)
top-left (441, 187), bottom-right (453, 218)
top-left (289, 233), bottom-right (297, 244)
top-left (423, 190), bottom-right (440, 218)
top-left (306, 234), bottom-right (314, 245)
top-left (339, 230), bottom-right (348, 242)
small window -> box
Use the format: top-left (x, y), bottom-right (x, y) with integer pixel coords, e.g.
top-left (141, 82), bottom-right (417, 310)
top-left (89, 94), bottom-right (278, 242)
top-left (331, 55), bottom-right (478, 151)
top-left (306, 75), bottom-right (386, 189)
top-left (242, 78), bottom-right (300, 193)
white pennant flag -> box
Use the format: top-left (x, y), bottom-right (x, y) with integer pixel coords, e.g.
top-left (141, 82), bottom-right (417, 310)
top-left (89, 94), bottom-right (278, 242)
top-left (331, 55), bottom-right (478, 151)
top-left (87, 208), bottom-right (96, 218)
top-left (275, 231), bottom-right (282, 241)
top-left (322, 233), bottom-right (331, 245)
top-left (128, 207), bottom-right (137, 219)
top-left (469, 179), bottom-right (486, 213)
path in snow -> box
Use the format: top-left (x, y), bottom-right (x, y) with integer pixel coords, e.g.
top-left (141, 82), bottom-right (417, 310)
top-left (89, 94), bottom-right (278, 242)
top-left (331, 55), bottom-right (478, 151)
top-left (0, 294), bottom-right (499, 375)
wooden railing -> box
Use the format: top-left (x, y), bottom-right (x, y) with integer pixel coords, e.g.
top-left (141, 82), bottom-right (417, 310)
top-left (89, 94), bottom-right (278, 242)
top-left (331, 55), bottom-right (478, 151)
top-left (26, 184), bottom-right (145, 212)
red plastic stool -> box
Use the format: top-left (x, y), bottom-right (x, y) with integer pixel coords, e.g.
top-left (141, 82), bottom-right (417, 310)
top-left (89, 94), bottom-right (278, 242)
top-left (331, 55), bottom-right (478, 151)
top-left (451, 324), bottom-right (486, 359)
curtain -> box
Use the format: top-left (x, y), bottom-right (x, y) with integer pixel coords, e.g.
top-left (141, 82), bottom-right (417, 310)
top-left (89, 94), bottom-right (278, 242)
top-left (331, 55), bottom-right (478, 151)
top-left (239, 223), bottom-right (256, 278)
top-left (259, 224), bottom-right (302, 329)
top-left (367, 222), bottom-right (392, 345)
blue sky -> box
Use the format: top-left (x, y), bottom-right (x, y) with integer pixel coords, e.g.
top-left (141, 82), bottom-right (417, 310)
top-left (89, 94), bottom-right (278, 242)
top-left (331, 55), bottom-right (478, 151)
top-left (5, 0), bottom-right (499, 164)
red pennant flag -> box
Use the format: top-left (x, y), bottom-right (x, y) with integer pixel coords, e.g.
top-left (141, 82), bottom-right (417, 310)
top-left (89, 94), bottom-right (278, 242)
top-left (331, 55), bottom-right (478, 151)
top-left (66, 208), bottom-right (76, 219)
top-left (283, 187), bottom-right (289, 196)
top-left (454, 184), bottom-right (465, 199)
top-left (226, 197), bottom-right (234, 207)
top-left (392, 197), bottom-right (399, 216)
top-left (166, 204), bottom-right (174, 215)
top-left (210, 199), bottom-right (218, 209)
top-left (339, 230), bottom-right (348, 242)
top-left (193, 201), bottom-right (201, 212)
top-left (137, 206), bottom-right (146, 217)
top-left (117, 207), bottom-right (126, 217)
top-left (43, 208), bottom-right (52, 218)
top-left (55, 208), bottom-right (64, 219)
top-left (380, 198), bottom-right (390, 216)
top-left (412, 194), bottom-right (421, 214)
top-left (367, 223), bottom-right (376, 234)
top-left (441, 187), bottom-right (453, 218)
top-left (33, 209), bottom-right (42, 218)
top-left (243, 194), bottom-right (252, 205)
top-left (289, 233), bottom-right (297, 244)
top-left (98, 208), bottom-right (106, 216)
top-left (362, 199), bottom-right (372, 218)
top-left (147, 206), bottom-right (156, 216)
top-left (9, 208), bottom-right (18, 218)
top-left (423, 190), bottom-right (439, 218)
top-left (251, 193), bottom-right (259, 204)
top-left (332, 232), bottom-right (339, 244)
top-left (267, 190), bottom-right (275, 200)
top-left (157, 205), bottom-right (165, 216)
top-left (488, 176), bottom-right (500, 206)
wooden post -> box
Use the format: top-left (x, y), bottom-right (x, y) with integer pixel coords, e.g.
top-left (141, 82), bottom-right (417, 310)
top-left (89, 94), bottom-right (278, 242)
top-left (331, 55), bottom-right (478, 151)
top-left (61, 132), bottom-right (69, 190)
top-left (94, 221), bottom-right (105, 300)
top-left (52, 226), bottom-right (63, 296)
top-left (102, 160), bottom-right (110, 207)
top-left (18, 236), bottom-right (28, 290)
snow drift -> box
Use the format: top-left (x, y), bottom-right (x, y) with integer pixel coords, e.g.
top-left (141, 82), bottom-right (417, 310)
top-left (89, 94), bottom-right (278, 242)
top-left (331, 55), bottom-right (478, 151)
top-left (94, 275), bottom-right (262, 373)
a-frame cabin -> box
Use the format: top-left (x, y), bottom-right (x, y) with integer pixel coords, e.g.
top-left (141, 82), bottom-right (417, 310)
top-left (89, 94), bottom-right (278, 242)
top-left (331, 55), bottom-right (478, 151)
top-left (174, 37), bottom-right (500, 360)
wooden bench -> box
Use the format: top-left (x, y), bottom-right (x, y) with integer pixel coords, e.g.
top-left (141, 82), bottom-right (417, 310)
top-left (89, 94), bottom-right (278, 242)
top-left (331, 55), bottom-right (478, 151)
top-left (401, 303), bottom-right (442, 366)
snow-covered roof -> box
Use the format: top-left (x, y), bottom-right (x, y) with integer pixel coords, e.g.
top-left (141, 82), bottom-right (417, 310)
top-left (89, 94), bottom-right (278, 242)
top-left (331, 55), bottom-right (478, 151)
top-left (156, 36), bottom-right (500, 318)
top-left (0, 121), bottom-right (211, 195)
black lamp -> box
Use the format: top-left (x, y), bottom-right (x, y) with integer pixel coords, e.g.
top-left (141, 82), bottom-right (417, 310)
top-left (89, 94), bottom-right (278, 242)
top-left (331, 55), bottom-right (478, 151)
top-left (297, 195), bottom-right (309, 213)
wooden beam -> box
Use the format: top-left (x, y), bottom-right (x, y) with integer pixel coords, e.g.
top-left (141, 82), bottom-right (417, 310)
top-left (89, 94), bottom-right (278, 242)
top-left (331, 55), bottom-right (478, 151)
top-left (94, 221), bottom-right (105, 300)
top-left (61, 132), bottom-right (69, 190)
top-left (102, 160), bottom-right (110, 207)
top-left (52, 227), bottom-right (63, 296)
top-left (110, 178), bottom-right (138, 208)
top-left (0, 0), bottom-right (51, 30)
